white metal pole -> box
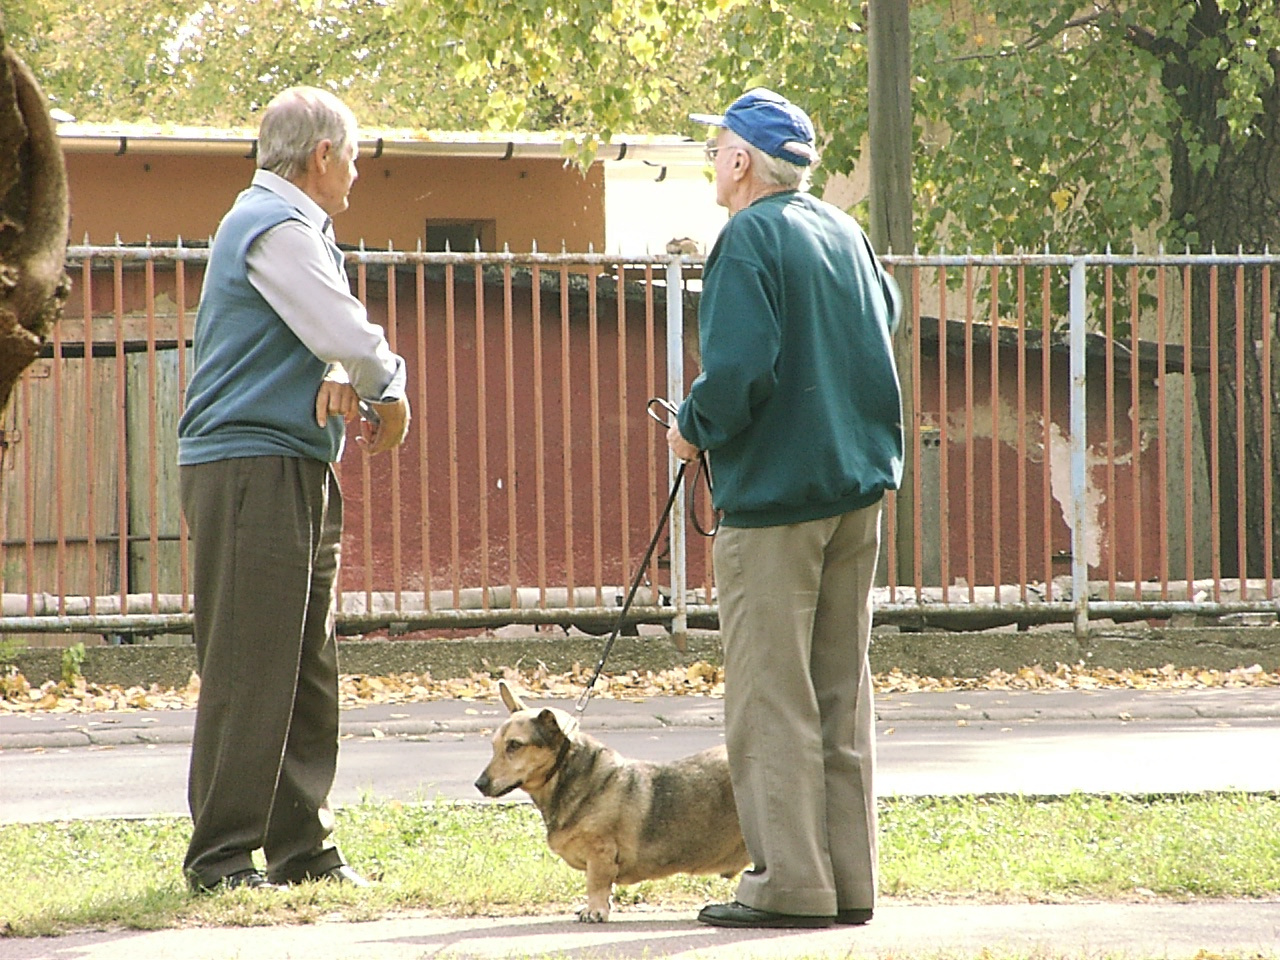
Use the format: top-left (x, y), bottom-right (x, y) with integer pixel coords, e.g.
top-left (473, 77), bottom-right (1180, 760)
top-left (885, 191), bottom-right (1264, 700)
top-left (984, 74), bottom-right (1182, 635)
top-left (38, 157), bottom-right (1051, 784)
top-left (1069, 258), bottom-right (1089, 637)
top-left (666, 258), bottom-right (688, 643)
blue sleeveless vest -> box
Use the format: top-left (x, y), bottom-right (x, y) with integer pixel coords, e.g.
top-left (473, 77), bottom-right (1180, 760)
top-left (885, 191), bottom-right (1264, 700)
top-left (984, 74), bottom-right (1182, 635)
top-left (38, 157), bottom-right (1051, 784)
top-left (178, 185), bottom-right (347, 465)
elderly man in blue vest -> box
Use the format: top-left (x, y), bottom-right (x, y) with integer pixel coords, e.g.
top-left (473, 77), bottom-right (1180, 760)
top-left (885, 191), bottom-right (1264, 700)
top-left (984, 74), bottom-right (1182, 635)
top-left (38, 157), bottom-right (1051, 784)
top-left (669, 88), bottom-right (903, 929)
top-left (177, 86), bottom-right (410, 892)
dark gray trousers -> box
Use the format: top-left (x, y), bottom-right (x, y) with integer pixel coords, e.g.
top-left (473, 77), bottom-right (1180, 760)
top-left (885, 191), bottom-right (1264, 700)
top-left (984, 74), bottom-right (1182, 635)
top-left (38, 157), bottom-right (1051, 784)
top-left (180, 456), bottom-right (346, 888)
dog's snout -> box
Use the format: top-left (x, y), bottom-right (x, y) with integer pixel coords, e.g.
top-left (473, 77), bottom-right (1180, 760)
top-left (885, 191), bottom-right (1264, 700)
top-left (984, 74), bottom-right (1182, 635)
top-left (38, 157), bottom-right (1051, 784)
top-left (474, 772), bottom-right (491, 795)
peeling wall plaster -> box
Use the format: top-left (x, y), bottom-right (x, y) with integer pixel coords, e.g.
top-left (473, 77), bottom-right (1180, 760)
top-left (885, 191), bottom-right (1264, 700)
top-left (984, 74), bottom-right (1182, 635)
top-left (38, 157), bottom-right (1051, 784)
top-left (1046, 420), bottom-right (1106, 570)
top-left (950, 398), bottom-right (1126, 573)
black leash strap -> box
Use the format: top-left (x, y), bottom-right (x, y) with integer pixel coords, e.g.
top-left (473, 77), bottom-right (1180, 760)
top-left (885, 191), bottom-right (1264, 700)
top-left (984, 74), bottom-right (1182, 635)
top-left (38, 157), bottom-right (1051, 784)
top-left (574, 398), bottom-right (719, 714)
top-left (646, 397), bottom-right (720, 537)
top-left (575, 459), bottom-right (686, 714)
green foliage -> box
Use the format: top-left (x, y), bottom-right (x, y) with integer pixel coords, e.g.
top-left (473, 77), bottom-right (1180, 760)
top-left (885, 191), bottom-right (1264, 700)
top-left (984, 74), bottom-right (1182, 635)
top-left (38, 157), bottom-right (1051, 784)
top-left (396, 0), bottom-right (727, 162)
top-left (700, 0), bottom-right (870, 196)
top-left (6, 0), bottom-right (1280, 252)
top-left (5, 0), bottom-right (477, 127)
top-left (59, 642), bottom-right (85, 685)
top-left (0, 636), bottom-right (21, 667)
top-left (909, 3), bottom-right (1170, 253)
top-left (909, 1), bottom-right (1280, 254)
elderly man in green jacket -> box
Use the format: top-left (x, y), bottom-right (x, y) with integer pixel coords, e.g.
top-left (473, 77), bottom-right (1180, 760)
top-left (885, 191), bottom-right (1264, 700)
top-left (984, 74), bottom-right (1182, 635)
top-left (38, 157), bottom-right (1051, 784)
top-left (669, 87), bottom-right (903, 930)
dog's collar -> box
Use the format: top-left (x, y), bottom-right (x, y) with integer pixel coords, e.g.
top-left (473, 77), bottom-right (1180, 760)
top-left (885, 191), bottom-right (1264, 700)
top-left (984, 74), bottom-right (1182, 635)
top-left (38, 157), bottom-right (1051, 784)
top-left (546, 735), bottom-right (573, 781)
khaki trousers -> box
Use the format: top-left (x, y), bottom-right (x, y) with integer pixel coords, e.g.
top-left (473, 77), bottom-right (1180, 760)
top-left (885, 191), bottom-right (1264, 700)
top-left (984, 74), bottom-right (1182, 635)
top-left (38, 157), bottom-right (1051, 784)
top-left (713, 503), bottom-right (881, 916)
top-left (180, 456), bottom-right (346, 888)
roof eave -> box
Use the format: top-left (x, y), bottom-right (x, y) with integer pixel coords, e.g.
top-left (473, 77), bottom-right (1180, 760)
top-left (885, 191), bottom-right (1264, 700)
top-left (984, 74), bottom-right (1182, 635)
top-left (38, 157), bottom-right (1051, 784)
top-left (56, 129), bottom-right (703, 165)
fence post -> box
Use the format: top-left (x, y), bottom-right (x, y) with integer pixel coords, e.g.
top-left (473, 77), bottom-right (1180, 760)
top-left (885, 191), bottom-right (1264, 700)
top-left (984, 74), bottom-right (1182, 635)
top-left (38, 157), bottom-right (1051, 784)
top-left (1069, 258), bottom-right (1089, 637)
top-left (666, 258), bottom-right (688, 647)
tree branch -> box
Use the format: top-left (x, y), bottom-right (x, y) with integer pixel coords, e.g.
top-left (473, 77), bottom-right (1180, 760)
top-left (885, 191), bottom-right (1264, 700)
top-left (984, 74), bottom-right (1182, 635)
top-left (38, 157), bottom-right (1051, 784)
top-left (1023, 10), bottom-right (1107, 53)
top-left (945, 6), bottom-right (1119, 65)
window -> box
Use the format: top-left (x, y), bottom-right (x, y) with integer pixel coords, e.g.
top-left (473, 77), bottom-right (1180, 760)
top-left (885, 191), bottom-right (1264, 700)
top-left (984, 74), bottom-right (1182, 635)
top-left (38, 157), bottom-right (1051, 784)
top-left (425, 219), bottom-right (496, 253)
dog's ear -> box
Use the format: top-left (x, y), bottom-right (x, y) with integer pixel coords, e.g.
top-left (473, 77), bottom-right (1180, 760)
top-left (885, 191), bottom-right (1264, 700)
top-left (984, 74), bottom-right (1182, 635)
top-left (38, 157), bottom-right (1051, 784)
top-left (498, 679), bottom-right (527, 714)
top-left (531, 709), bottom-right (561, 746)
top-left (532, 708), bottom-right (575, 746)
top-left (533, 707), bottom-right (579, 743)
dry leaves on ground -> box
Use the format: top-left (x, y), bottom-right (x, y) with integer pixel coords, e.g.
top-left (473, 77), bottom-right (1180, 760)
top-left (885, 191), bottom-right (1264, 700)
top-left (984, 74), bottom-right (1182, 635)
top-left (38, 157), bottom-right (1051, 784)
top-left (876, 661), bottom-right (1280, 693)
top-left (1, 658), bottom-right (1277, 716)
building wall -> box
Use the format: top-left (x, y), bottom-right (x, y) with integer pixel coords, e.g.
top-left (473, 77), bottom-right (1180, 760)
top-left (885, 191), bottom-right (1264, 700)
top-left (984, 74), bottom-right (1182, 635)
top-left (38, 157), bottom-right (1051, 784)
top-left (603, 160), bottom-right (726, 255)
top-left (914, 337), bottom-right (1165, 593)
top-left (65, 151), bottom-right (607, 252)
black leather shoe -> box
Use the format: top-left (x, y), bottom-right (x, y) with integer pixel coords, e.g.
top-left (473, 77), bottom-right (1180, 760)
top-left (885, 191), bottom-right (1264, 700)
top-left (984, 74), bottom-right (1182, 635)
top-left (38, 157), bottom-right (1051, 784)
top-left (697, 901), bottom-right (834, 929)
top-left (835, 908), bottom-right (873, 925)
top-left (192, 869), bottom-right (283, 893)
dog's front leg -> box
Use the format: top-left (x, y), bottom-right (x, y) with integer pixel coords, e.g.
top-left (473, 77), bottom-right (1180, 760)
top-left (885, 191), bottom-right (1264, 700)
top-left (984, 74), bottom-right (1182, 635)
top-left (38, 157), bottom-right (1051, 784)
top-left (577, 850), bottom-right (619, 922)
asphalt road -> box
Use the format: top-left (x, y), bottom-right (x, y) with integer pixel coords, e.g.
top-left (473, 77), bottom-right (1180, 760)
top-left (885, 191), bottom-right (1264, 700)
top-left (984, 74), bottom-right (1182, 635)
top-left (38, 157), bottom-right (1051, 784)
top-left (4, 712), bottom-right (1279, 824)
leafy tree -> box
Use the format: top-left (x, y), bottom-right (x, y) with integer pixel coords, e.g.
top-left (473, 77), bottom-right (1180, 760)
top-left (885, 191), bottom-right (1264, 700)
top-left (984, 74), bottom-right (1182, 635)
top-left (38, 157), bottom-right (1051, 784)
top-left (394, 0), bottom-right (723, 160)
top-left (6, 0), bottom-right (717, 147)
top-left (909, 1), bottom-right (1280, 258)
top-left (931, 2), bottom-right (1280, 580)
top-left (11, 1), bottom-right (1280, 258)
top-left (5, 0), bottom-right (490, 128)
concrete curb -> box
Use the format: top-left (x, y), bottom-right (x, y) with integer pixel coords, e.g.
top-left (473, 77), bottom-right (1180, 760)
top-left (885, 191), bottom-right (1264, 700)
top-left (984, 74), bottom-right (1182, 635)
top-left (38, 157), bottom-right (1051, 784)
top-left (0, 726), bottom-right (192, 751)
top-left (874, 702), bottom-right (1280, 722)
top-left (6, 685), bottom-right (1280, 752)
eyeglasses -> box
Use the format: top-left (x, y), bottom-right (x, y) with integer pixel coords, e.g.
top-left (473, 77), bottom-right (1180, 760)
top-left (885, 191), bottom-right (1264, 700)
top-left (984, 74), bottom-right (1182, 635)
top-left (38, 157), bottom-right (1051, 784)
top-left (704, 143), bottom-right (721, 162)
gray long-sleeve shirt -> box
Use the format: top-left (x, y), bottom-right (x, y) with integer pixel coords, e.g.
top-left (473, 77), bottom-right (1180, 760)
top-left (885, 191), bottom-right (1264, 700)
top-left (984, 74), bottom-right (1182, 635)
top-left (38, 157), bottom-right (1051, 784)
top-left (246, 170), bottom-right (405, 403)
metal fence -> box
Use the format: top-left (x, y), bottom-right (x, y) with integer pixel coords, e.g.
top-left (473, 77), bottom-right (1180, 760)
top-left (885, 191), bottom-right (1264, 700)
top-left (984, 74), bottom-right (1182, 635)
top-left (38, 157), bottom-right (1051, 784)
top-left (3, 245), bottom-right (1279, 643)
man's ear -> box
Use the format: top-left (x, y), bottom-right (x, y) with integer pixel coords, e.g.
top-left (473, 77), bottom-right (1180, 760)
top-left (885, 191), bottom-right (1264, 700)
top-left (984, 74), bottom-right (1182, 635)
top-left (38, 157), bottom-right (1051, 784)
top-left (311, 138), bottom-right (333, 173)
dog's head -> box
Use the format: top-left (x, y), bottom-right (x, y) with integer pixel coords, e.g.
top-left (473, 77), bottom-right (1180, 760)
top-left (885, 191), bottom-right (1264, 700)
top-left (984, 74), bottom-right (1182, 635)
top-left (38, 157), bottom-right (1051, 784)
top-left (474, 680), bottom-right (580, 798)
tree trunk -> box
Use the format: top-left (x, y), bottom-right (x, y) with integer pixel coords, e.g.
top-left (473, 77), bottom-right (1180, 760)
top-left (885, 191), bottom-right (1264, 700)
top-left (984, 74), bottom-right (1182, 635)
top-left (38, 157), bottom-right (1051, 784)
top-left (868, 0), bottom-right (916, 585)
top-left (0, 18), bottom-right (70, 422)
top-left (1160, 3), bottom-right (1280, 579)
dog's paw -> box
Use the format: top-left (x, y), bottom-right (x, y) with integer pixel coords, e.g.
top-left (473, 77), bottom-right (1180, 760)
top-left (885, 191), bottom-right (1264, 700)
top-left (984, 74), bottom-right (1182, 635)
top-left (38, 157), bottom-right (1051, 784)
top-left (575, 905), bottom-right (609, 923)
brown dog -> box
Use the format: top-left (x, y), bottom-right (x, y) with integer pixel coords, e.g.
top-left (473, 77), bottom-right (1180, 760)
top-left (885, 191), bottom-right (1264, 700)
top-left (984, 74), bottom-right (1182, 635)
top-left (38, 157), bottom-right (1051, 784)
top-left (474, 680), bottom-right (749, 922)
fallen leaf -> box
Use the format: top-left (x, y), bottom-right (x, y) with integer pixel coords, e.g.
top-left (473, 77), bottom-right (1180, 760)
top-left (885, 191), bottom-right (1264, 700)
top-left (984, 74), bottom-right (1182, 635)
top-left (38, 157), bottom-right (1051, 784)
top-left (4, 658), bottom-right (1279, 716)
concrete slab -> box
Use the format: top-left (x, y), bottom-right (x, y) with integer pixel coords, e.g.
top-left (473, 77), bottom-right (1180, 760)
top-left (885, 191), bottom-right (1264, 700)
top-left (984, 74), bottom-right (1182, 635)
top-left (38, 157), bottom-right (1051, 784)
top-left (0, 901), bottom-right (1276, 960)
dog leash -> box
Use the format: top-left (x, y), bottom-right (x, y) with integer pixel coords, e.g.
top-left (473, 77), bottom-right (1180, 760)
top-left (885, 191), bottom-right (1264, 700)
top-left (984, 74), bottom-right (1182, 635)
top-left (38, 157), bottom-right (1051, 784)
top-left (646, 398), bottom-right (719, 538)
top-left (574, 398), bottom-right (719, 715)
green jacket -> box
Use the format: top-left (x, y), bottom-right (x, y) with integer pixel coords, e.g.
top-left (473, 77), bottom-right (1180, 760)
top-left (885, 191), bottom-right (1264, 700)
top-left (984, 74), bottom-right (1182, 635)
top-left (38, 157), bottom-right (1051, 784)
top-left (677, 190), bottom-right (904, 528)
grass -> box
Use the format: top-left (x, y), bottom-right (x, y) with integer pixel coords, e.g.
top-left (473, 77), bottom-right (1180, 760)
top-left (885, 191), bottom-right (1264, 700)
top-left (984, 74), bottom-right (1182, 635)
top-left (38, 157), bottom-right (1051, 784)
top-left (1, 793), bottom-right (1278, 938)
top-left (879, 793), bottom-right (1280, 900)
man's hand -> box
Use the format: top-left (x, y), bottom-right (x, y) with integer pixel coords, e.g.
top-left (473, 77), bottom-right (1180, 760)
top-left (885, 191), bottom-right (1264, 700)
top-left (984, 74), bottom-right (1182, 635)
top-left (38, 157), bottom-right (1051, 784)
top-left (362, 396), bottom-right (411, 454)
top-left (315, 380), bottom-right (361, 427)
top-left (667, 421), bottom-right (701, 463)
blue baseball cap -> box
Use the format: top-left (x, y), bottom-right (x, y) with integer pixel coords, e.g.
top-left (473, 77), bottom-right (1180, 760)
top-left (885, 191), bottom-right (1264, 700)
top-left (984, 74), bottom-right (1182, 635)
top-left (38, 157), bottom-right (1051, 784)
top-left (691, 87), bottom-right (817, 166)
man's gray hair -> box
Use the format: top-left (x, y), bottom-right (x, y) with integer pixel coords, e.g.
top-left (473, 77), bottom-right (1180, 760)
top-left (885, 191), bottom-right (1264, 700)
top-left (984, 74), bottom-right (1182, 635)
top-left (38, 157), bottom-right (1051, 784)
top-left (257, 87), bottom-right (358, 181)
top-left (739, 139), bottom-right (813, 192)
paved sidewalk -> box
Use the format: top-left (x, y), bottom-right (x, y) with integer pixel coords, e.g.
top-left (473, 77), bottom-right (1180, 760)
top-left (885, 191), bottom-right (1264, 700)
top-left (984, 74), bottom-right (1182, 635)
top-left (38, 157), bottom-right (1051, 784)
top-left (1, 900), bottom-right (1276, 960)
top-left (4, 684), bottom-right (1280, 751)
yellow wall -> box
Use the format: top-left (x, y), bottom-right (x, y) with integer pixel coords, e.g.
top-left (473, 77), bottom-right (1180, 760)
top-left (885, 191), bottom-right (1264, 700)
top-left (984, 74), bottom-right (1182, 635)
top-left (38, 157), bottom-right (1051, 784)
top-left (65, 151), bottom-right (606, 251)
